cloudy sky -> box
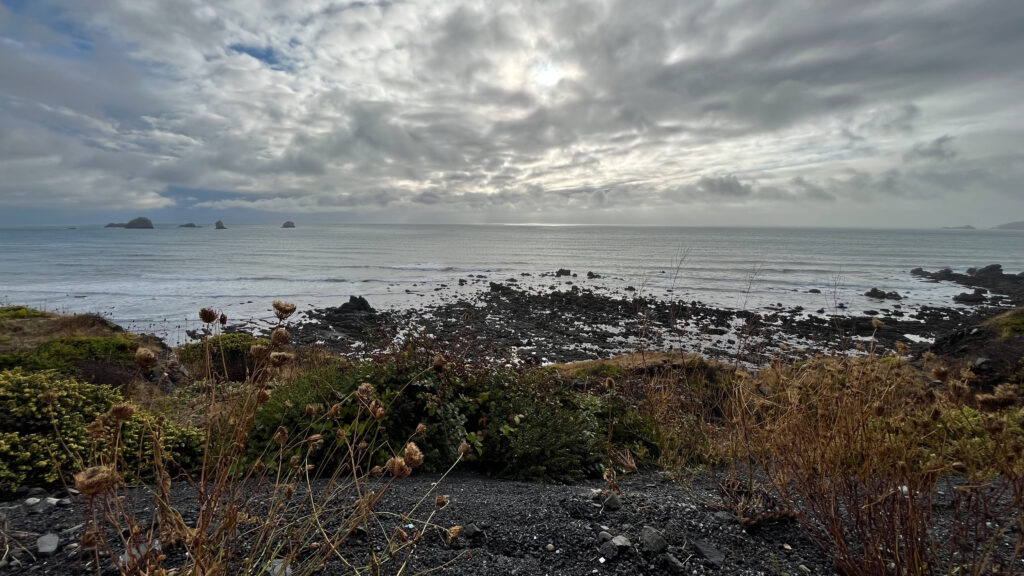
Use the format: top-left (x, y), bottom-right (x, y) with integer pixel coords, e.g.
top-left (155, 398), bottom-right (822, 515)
top-left (1, 0), bottom-right (1022, 227)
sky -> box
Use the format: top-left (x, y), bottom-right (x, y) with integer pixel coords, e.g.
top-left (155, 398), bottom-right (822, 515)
top-left (0, 0), bottom-right (1022, 227)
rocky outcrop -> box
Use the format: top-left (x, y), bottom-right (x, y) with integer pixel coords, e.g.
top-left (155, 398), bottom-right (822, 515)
top-left (912, 265), bottom-right (1024, 305)
top-left (993, 221), bottom-right (1024, 230)
top-left (179, 223), bottom-right (198, 228)
top-left (282, 221), bottom-right (296, 228)
top-left (215, 220), bottom-right (227, 230)
top-left (105, 217), bottom-right (154, 229)
top-left (865, 287), bottom-right (902, 300)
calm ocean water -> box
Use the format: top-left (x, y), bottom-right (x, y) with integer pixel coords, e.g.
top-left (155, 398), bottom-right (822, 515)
top-left (2, 224), bottom-right (1023, 343)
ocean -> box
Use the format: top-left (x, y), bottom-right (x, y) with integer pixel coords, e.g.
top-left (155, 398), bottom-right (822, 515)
top-left (2, 224), bottom-right (1022, 343)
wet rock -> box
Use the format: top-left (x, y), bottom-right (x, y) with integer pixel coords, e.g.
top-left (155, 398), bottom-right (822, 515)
top-left (587, 271), bottom-right (601, 279)
top-left (555, 268), bottom-right (571, 277)
top-left (214, 220), bottom-right (227, 229)
top-left (865, 287), bottom-right (902, 300)
top-left (462, 523), bottom-right (484, 539)
top-left (281, 221), bottom-right (296, 228)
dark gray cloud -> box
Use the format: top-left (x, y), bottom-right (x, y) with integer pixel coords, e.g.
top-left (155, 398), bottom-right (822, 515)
top-left (1, 0), bottom-right (1023, 226)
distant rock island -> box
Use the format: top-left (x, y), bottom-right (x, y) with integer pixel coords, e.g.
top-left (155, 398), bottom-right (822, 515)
top-left (179, 222), bottom-right (199, 228)
top-left (215, 220), bottom-right (227, 230)
top-left (282, 221), bottom-right (296, 228)
top-left (993, 221), bottom-right (1024, 230)
top-left (105, 217), bottom-right (154, 229)
top-left (941, 225), bottom-right (975, 230)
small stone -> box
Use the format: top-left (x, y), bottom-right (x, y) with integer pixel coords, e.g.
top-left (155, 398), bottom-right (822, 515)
top-left (545, 543), bottom-right (555, 552)
top-left (713, 511), bottom-right (735, 523)
top-left (799, 564), bottom-right (810, 573)
top-left (462, 523), bottom-right (484, 539)
top-left (640, 526), bottom-right (668, 554)
top-left (661, 553), bottom-right (687, 573)
top-left (694, 540), bottom-right (725, 567)
top-left (24, 497), bottom-right (41, 507)
top-left (269, 559), bottom-right (293, 576)
top-left (599, 540), bottom-right (619, 560)
top-left (597, 531), bottom-right (613, 543)
top-left (610, 535), bottom-right (631, 548)
top-left (27, 487), bottom-right (47, 497)
top-left (44, 497), bottom-right (60, 506)
top-left (601, 493), bottom-right (622, 511)
top-left (37, 533), bottom-right (59, 557)
top-left (58, 497), bottom-right (72, 507)
top-left (783, 543), bottom-right (792, 551)
top-left (62, 523), bottom-right (84, 535)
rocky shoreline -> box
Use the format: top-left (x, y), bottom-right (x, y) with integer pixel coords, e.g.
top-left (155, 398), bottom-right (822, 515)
top-left (276, 264), bottom-right (1024, 366)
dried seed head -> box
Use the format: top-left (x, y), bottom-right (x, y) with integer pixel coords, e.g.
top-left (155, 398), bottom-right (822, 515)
top-left (327, 403), bottom-right (342, 418)
top-left (356, 382), bottom-right (376, 402)
top-left (394, 527), bottom-right (408, 543)
top-left (108, 403), bottom-right (136, 422)
top-left (370, 466), bottom-right (383, 477)
top-left (271, 327), bottom-right (290, 347)
top-left (434, 494), bottom-right (449, 509)
top-left (871, 317), bottom-right (885, 330)
top-left (357, 440), bottom-right (369, 451)
top-left (273, 301), bottom-right (297, 321)
top-left (432, 354), bottom-right (446, 373)
top-left (269, 352), bottom-right (294, 367)
top-left (134, 347), bottom-right (158, 368)
top-left (894, 341), bottom-right (908, 356)
top-left (256, 388), bottom-right (271, 405)
top-left (74, 465), bottom-right (120, 497)
top-left (250, 344), bottom-right (269, 361)
top-left (273, 426), bottom-right (288, 446)
top-left (336, 427), bottom-right (348, 441)
top-left (415, 423), bottom-right (427, 436)
top-left (931, 366), bottom-right (950, 382)
top-left (446, 526), bottom-right (462, 545)
top-left (404, 442), bottom-right (424, 468)
top-left (199, 308), bottom-right (218, 324)
top-left (368, 399), bottom-right (385, 420)
top-left (39, 390), bottom-right (57, 405)
top-left (385, 456), bottom-right (411, 479)
top-left (219, 313), bottom-right (227, 326)
top-left (308, 434), bottom-right (323, 447)
top-left (458, 441), bottom-right (473, 458)
top-left (305, 403), bottom-right (318, 416)
top-left (604, 377), bottom-right (615, 390)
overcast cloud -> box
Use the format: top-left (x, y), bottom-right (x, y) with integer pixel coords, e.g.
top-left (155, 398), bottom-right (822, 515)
top-left (0, 0), bottom-right (1022, 226)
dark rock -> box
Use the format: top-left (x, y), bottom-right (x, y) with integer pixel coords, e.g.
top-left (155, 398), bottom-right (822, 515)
top-left (587, 271), bottom-right (601, 279)
top-left (597, 531), bottom-right (613, 543)
top-left (599, 493), bottom-right (622, 511)
top-left (713, 511), bottom-right (736, 523)
top-left (599, 540), bottom-right (619, 560)
top-left (953, 292), bottom-right (986, 304)
top-left (179, 222), bottom-right (198, 228)
top-left (463, 523), bottom-right (484, 539)
top-left (640, 526), bottom-right (668, 554)
top-left (865, 287), bottom-right (902, 300)
top-left (338, 295), bottom-right (374, 314)
top-left (808, 288), bottom-right (821, 294)
top-left (215, 220), bottom-right (227, 230)
top-left (694, 539), bottom-right (725, 567)
top-left (105, 217), bottom-right (154, 229)
top-left (37, 533), bottom-right (59, 557)
top-left (26, 487), bottom-right (46, 497)
top-left (555, 268), bottom-right (571, 277)
top-left (282, 221), bottom-right (296, 228)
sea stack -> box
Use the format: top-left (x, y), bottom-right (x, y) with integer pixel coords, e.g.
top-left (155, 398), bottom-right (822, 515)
top-left (105, 216), bottom-right (154, 229)
top-left (282, 221), bottom-right (296, 228)
top-left (179, 222), bottom-right (198, 228)
top-left (215, 220), bottom-right (227, 230)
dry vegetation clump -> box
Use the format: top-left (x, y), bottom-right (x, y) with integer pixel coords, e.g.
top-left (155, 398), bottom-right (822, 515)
top-left (729, 354), bottom-right (1023, 576)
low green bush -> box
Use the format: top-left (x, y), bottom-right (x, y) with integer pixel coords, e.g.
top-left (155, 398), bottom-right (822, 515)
top-left (0, 336), bottom-right (138, 375)
top-left (0, 368), bottom-right (201, 493)
top-left (176, 333), bottom-right (268, 381)
top-left (0, 306), bottom-right (50, 320)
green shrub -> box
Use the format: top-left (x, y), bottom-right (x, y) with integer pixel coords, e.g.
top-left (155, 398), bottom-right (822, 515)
top-left (0, 306), bottom-right (49, 320)
top-left (0, 336), bottom-right (138, 375)
top-left (472, 369), bottom-right (604, 483)
top-left (0, 368), bottom-right (201, 492)
top-left (176, 333), bottom-right (267, 381)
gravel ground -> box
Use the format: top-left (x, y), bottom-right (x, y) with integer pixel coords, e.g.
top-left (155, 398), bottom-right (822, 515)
top-left (1, 471), bottom-right (833, 576)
